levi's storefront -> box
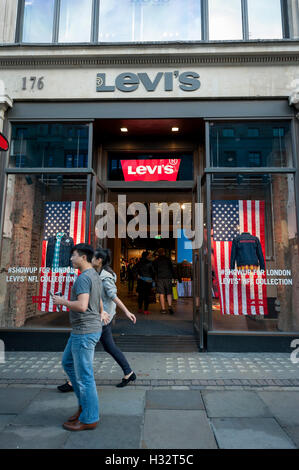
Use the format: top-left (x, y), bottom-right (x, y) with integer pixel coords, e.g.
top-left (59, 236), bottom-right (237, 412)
top-left (1, 60), bottom-right (299, 352)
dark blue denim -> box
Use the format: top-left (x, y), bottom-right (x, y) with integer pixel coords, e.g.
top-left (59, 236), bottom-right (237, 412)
top-left (101, 323), bottom-right (132, 376)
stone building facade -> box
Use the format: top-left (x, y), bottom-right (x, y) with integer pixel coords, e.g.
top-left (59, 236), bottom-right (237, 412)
top-left (0, 0), bottom-right (299, 350)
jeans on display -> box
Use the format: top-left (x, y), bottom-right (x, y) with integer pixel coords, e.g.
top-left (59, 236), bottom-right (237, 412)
top-left (101, 323), bottom-right (132, 376)
top-left (62, 331), bottom-right (101, 424)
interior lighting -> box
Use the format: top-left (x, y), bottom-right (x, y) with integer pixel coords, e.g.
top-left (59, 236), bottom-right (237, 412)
top-left (172, 127), bottom-right (179, 132)
top-left (121, 128), bottom-right (128, 133)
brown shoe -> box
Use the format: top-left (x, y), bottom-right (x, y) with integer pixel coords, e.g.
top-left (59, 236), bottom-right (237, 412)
top-left (67, 406), bottom-right (82, 422)
top-left (63, 420), bottom-right (99, 431)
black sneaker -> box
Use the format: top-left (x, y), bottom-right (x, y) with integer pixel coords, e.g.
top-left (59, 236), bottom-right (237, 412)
top-left (168, 307), bottom-right (174, 315)
top-left (116, 372), bottom-right (136, 388)
top-left (160, 310), bottom-right (167, 314)
top-left (57, 381), bottom-right (74, 393)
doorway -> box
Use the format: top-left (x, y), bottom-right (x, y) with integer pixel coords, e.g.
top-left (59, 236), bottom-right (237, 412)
top-left (106, 189), bottom-right (195, 340)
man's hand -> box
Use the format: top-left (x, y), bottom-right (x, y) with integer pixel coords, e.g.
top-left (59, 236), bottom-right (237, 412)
top-left (53, 295), bottom-right (67, 306)
top-left (100, 311), bottom-right (110, 325)
top-left (126, 312), bottom-right (136, 324)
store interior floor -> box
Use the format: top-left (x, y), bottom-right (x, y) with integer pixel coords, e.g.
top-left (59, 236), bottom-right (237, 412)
top-left (24, 280), bottom-right (194, 336)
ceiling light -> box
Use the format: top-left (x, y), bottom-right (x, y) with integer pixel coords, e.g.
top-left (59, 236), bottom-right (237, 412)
top-left (181, 204), bottom-right (186, 210)
top-left (172, 127), bottom-right (179, 132)
top-left (121, 128), bottom-right (128, 133)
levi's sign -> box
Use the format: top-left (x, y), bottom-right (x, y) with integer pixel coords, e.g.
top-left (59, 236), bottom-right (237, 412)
top-left (121, 159), bottom-right (181, 181)
top-left (96, 71), bottom-right (200, 93)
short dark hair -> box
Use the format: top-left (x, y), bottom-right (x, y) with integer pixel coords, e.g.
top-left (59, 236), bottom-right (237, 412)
top-left (72, 243), bottom-right (94, 263)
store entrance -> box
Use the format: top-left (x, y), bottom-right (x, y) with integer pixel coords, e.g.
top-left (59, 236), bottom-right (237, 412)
top-left (106, 189), bottom-right (196, 344)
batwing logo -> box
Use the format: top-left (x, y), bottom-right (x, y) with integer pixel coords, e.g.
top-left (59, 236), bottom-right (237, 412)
top-left (0, 132), bottom-right (9, 151)
top-left (121, 159), bottom-right (181, 182)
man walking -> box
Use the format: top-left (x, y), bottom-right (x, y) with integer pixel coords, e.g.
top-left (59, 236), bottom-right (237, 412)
top-left (53, 243), bottom-right (103, 431)
top-left (153, 248), bottom-right (175, 315)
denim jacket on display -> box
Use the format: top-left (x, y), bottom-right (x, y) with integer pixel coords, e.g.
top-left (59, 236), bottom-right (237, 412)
top-left (46, 234), bottom-right (74, 268)
top-left (230, 232), bottom-right (266, 270)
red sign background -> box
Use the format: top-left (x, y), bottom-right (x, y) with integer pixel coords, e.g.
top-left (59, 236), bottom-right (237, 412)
top-left (121, 159), bottom-right (181, 182)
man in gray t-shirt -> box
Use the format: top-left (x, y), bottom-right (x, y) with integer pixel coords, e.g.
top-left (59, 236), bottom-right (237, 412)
top-left (70, 268), bottom-right (102, 334)
top-left (53, 243), bottom-right (103, 431)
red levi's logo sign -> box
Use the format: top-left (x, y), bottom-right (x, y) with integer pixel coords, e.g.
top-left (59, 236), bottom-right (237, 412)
top-left (121, 159), bottom-right (181, 182)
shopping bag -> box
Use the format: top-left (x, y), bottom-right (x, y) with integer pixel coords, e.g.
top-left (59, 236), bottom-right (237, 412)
top-left (172, 285), bottom-right (178, 300)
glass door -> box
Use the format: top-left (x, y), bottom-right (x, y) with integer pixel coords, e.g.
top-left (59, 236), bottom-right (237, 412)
top-left (90, 175), bottom-right (108, 248)
top-left (192, 176), bottom-right (204, 349)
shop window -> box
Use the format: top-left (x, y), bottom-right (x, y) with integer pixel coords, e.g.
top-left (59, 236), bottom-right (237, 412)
top-left (107, 153), bottom-right (193, 181)
top-left (248, 152), bottom-right (261, 166)
top-left (248, 128), bottom-right (260, 138)
top-left (22, 0), bottom-right (55, 43)
top-left (19, 0), bottom-right (286, 44)
top-left (9, 124), bottom-right (89, 169)
top-left (210, 121), bottom-right (293, 168)
top-left (273, 127), bottom-right (285, 138)
top-left (58, 0), bottom-right (93, 43)
top-left (210, 173), bottom-right (298, 332)
top-left (222, 129), bottom-right (235, 137)
top-left (0, 175), bottom-right (89, 328)
top-left (222, 151), bottom-right (237, 166)
top-left (98, 0), bottom-right (202, 42)
top-left (208, 0), bottom-right (243, 40)
top-left (248, 0), bottom-right (283, 39)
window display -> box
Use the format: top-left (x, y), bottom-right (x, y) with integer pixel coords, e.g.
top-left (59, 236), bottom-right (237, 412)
top-left (211, 174), bottom-right (299, 332)
top-left (39, 201), bottom-right (87, 313)
top-left (212, 199), bottom-right (267, 317)
top-left (0, 175), bottom-right (88, 328)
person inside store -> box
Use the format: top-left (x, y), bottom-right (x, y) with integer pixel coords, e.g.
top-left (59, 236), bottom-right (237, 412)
top-left (58, 247), bottom-right (137, 393)
top-left (120, 259), bottom-right (126, 282)
top-left (127, 258), bottom-right (136, 295)
top-left (53, 243), bottom-right (103, 431)
top-left (135, 251), bottom-right (155, 315)
top-left (153, 247), bottom-right (175, 315)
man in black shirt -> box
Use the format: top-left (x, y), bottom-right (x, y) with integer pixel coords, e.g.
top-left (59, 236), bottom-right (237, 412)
top-left (153, 248), bottom-right (175, 315)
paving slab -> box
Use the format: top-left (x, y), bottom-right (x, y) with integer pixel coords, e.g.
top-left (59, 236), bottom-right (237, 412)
top-left (146, 390), bottom-right (204, 410)
top-left (282, 426), bottom-right (299, 448)
top-left (211, 418), bottom-right (296, 449)
top-left (0, 425), bottom-right (69, 449)
top-left (142, 410), bottom-right (217, 449)
top-left (97, 388), bottom-right (145, 416)
top-left (202, 390), bottom-right (272, 418)
top-left (0, 387), bottom-right (41, 414)
top-left (0, 415), bottom-right (17, 432)
top-left (257, 391), bottom-right (299, 426)
top-left (64, 415), bottom-right (143, 449)
top-left (13, 389), bottom-right (78, 426)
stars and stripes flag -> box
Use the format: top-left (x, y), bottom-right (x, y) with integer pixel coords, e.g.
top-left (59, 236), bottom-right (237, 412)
top-left (38, 201), bottom-right (87, 312)
top-left (212, 200), bottom-right (268, 316)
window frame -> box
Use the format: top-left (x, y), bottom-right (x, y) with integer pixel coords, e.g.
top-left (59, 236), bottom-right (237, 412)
top-left (15, 0), bottom-right (290, 44)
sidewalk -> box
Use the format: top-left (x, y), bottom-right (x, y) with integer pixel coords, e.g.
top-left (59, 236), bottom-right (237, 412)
top-left (0, 352), bottom-right (299, 449)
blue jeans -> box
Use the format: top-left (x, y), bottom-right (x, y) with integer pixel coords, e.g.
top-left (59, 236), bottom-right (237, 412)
top-left (101, 323), bottom-right (132, 376)
top-left (62, 331), bottom-right (101, 424)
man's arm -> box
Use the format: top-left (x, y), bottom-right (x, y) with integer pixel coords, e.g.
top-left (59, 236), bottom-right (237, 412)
top-left (53, 293), bottom-right (89, 312)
